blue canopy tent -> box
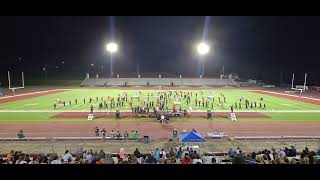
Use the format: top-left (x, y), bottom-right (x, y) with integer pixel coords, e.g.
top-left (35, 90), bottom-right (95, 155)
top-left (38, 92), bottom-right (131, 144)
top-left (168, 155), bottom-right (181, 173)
top-left (179, 131), bottom-right (206, 142)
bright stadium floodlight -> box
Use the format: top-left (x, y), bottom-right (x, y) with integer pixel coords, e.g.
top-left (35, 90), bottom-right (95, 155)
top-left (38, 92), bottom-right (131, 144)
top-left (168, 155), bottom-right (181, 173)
top-left (197, 42), bottom-right (210, 55)
top-left (106, 42), bottom-right (119, 77)
top-left (106, 42), bottom-right (118, 53)
top-left (196, 42), bottom-right (210, 77)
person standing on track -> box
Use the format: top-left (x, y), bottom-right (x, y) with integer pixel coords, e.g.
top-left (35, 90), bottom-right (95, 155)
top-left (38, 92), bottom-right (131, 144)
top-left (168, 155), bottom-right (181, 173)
top-left (95, 127), bottom-right (100, 137)
top-left (101, 128), bottom-right (106, 140)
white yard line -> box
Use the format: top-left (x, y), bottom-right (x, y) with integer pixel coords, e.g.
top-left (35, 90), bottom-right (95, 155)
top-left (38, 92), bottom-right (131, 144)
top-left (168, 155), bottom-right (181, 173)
top-left (0, 89), bottom-right (70, 99)
top-left (250, 90), bottom-right (320, 101)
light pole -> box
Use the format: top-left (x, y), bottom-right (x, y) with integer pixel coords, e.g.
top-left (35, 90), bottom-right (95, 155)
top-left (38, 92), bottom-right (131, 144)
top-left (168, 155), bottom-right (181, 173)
top-left (106, 42), bottom-right (118, 77)
top-left (197, 42), bottom-right (210, 77)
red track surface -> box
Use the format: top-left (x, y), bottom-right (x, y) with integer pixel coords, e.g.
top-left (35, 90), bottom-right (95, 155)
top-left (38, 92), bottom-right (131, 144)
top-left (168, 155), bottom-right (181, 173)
top-left (252, 90), bottom-right (320, 105)
top-left (0, 90), bottom-right (66, 104)
top-left (1, 121), bottom-right (320, 138)
top-left (51, 112), bottom-right (270, 119)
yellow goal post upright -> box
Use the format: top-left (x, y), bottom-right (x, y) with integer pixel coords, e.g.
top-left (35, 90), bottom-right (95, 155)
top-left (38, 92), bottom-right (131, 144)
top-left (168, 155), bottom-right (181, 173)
top-left (8, 71), bottom-right (25, 96)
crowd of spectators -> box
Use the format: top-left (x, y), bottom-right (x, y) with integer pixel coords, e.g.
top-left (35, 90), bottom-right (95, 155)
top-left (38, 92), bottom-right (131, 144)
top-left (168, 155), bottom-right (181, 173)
top-left (1, 146), bottom-right (320, 164)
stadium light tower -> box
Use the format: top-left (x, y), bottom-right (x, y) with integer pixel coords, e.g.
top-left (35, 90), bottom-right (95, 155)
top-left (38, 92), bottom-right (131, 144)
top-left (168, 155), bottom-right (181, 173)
top-left (106, 42), bottom-right (118, 77)
top-left (197, 42), bottom-right (210, 77)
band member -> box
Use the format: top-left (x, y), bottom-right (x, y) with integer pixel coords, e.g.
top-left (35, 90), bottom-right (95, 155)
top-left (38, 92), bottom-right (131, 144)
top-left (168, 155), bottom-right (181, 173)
top-left (69, 101), bottom-right (72, 106)
top-left (264, 104), bottom-right (266, 109)
top-left (75, 99), bottom-right (78, 105)
top-left (254, 102), bottom-right (257, 108)
top-left (259, 102), bottom-right (262, 108)
top-left (83, 98), bottom-right (86, 104)
top-left (63, 101), bottom-right (66, 107)
top-left (230, 106), bottom-right (234, 113)
top-left (90, 104), bottom-right (94, 114)
top-left (54, 103), bottom-right (56, 109)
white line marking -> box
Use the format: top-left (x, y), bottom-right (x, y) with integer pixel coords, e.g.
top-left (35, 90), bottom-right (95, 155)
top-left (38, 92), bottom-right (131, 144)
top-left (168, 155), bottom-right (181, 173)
top-left (0, 89), bottom-right (71, 100)
top-left (250, 90), bottom-right (320, 102)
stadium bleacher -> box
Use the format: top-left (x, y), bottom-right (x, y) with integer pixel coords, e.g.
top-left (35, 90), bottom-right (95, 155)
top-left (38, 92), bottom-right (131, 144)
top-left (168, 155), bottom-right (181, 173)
top-left (0, 88), bottom-right (4, 97)
top-left (80, 78), bottom-right (238, 87)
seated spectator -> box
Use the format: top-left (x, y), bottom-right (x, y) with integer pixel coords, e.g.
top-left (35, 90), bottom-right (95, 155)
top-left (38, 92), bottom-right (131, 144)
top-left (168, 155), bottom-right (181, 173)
top-left (128, 155), bottom-right (138, 164)
top-left (154, 148), bottom-right (160, 161)
top-left (119, 148), bottom-right (125, 161)
top-left (160, 149), bottom-right (166, 159)
top-left (278, 149), bottom-right (286, 160)
top-left (134, 148), bottom-right (142, 158)
top-left (168, 157), bottom-right (177, 164)
top-left (76, 148), bottom-right (84, 157)
top-left (145, 153), bottom-right (157, 164)
top-left (17, 130), bottom-right (25, 139)
top-left (169, 148), bottom-right (175, 158)
top-left (50, 155), bottom-right (61, 164)
top-left (291, 146), bottom-right (297, 157)
top-left (274, 155), bottom-right (283, 164)
top-left (181, 153), bottom-right (192, 164)
top-left (289, 158), bottom-right (297, 164)
top-left (104, 154), bottom-right (115, 164)
top-left (192, 154), bottom-right (203, 164)
top-left (95, 156), bottom-right (104, 164)
top-left (232, 155), bottom-right (246, 164)
top-left (74, 156), bottom-right (81, 164)
top-left (211, 157), bottom-right (217, 164)
top-left (62, 150), bottom-right (73, 162)
top-left (98, 149), bottom-right (105, 159)
top-left (176, 148), bottom-right (183, 160)
top-left (15, 154), bottom-right (27, 164)
top-left (228, 148), bottom-right (234, 157)
top-left (6, 150), bottom-right (14, 162)
top-left (85, 151), bottom-right (93, 164)
top-left (283, 157), bottom-right (289, 164)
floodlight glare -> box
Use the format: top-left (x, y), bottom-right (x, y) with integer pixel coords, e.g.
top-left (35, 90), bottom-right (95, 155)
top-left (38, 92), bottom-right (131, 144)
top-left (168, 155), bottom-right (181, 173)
top-left (106, 42), bottom-right (118, 53)
top-left (197, 42), bottom-right (210, 55)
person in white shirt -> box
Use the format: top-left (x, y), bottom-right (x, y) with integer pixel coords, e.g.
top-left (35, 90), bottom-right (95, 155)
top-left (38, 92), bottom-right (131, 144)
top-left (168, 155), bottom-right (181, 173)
top-left (50, 155), bottom-right (62, 164)
top-left (161, 149), bottom-right (167, 159)
top-left (15, 155), bottom-right (27, 164)
top-left (85, 152), bottom-right (93, 164)
top-left (62, 150), bottom-right (73, 162)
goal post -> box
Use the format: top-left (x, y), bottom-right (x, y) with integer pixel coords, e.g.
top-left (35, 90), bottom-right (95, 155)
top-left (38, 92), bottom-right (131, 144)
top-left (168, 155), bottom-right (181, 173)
top-left (7, 71), bottom-right (25, 95)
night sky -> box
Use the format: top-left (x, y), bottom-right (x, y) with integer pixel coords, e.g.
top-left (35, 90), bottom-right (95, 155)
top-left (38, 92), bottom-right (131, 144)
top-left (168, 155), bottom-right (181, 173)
top-left (1, 16), bottom-right (320, 85)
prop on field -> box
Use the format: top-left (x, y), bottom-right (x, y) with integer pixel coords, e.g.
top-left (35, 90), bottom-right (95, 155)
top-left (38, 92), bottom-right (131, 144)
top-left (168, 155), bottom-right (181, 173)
top-left (56, 99), bottom-right (64, 104)
top-left (207, 131), bottom-right (225, 139)
top-left (88, 113), bottom-right (94, 121)
top-left (230, 113), bottom-right (237, 121)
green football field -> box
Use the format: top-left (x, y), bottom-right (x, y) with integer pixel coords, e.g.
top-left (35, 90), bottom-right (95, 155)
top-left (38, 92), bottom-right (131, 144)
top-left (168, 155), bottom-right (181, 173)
top-left (0, 88), bottom-right (320, 122)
